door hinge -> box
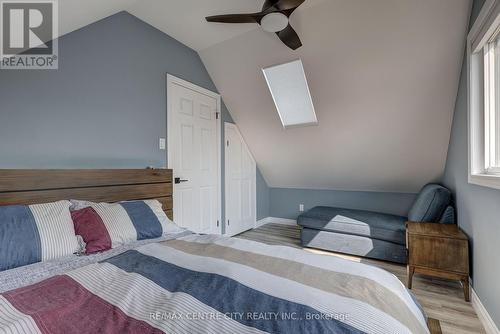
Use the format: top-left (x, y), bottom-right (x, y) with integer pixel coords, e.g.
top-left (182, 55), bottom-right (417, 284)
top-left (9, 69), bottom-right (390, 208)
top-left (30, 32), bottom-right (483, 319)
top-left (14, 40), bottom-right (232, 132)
top-left (216, 112), bottom-right (220, 119)
top-left (217, 220), bottom-right (219, 227)
top-left (227, 219), bottom-right (230, 226)
top-left (226, 140), bottom-right (229, 147)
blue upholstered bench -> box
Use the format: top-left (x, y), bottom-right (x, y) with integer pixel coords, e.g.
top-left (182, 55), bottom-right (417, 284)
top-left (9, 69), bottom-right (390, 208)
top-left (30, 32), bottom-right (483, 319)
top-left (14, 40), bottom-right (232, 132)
top-left (298, 184), bottom-right (455, 264)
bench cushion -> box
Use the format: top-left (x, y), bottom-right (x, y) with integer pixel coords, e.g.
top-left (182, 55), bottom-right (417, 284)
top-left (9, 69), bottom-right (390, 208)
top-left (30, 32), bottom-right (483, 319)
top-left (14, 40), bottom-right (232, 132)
top-left (408, 184), bottom-right (451, 222)
top-left (297, 206), bottom-right (407, 245)
top-left (301, 227), bottom-right (408, 264)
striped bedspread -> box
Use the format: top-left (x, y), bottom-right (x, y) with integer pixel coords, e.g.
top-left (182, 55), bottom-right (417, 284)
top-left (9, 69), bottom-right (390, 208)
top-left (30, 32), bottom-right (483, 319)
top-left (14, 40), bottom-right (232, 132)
top-left (0, 234), bottom-right (429, 334)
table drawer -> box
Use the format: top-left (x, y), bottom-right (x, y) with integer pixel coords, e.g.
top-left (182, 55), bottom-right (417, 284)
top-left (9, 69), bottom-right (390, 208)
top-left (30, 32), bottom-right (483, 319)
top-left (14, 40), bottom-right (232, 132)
top-left (408, 235), bottom-right (468, 273)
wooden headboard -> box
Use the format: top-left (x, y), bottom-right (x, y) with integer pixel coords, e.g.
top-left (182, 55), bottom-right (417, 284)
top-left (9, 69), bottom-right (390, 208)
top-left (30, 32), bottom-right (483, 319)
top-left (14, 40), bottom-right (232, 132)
top-left (0, 169), bottom-right (173, 219)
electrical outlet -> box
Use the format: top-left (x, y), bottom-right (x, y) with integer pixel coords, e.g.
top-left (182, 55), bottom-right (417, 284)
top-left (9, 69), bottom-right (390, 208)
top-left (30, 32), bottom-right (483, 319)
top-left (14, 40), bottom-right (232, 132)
top-left (159, 137), bottom-right (166, 150)
top-left (299, 204), bottom-right (304, 212)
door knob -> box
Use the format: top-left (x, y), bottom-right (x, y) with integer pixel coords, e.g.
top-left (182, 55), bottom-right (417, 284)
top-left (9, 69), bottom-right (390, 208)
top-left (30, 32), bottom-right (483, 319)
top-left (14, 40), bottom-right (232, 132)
top-left (174, 177), bottom-right (189, 184)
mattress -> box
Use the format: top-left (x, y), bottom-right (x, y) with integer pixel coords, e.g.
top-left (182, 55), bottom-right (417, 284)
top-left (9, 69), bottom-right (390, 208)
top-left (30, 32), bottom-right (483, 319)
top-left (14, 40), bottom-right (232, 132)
top-left (0, 233), bottom-right (429, 334)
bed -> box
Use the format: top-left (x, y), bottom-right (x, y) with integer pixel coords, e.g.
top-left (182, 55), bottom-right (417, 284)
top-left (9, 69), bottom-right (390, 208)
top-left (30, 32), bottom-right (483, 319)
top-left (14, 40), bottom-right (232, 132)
top-left (0, 169), bottom-right (437, 334)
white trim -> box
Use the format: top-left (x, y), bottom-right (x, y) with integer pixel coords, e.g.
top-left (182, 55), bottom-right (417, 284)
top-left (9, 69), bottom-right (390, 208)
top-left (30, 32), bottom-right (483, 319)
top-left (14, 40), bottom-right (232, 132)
top-left (166, 74), bottom-right (223, 234)
top-left (470, 0), bottom-right (496, 41)
top-left (224, 122), bottom-right (257, 236)
top-left (471, 285), bottom-right (500, 334)
top-left (468, 0), bottom-right (500, 190)
top-left (469, 173), bottom-right (500, 189)
top-left (255, 217), bottom-right (271, 228)
top-left (470, 0), bottom-right (500, 52)
top-left (255, 217), bottom-right (298, 228)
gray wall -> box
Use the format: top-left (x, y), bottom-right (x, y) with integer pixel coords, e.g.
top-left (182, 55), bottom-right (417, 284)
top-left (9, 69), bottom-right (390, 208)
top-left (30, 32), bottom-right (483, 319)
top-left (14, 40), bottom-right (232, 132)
top-left (0, 11), bottom-right (269, 233)
top-left (0, 11), bottom-right (220, 168)
top-left (269, 188), bottom-right (417, 219)
top-left (257, 169), bottom-right (270, 220)
top-left (442, 0), bottom-right (500, 328)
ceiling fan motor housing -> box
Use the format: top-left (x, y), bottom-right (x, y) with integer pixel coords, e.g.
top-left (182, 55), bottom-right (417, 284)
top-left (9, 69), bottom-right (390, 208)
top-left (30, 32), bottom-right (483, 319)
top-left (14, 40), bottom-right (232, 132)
top-left (261, 13), bottom-right (289, 32)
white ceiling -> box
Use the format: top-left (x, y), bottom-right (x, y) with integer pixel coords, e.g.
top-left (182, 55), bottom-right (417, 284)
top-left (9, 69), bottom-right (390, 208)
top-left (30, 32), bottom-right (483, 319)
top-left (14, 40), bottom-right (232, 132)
top-left (56, 0), bottom-right (471, 192)
top-left (57, 0), bottom-right (323, 51)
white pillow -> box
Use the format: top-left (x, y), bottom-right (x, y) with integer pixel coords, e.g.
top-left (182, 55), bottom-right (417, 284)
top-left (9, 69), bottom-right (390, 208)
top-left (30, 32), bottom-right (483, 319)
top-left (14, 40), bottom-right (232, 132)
top-left (70, 199), bottom-right (183, 247)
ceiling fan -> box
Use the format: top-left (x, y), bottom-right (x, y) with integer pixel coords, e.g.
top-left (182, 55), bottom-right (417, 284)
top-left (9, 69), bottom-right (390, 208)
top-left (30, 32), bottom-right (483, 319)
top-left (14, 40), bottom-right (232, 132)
top-left (205, 0), bottom-right (305, 50)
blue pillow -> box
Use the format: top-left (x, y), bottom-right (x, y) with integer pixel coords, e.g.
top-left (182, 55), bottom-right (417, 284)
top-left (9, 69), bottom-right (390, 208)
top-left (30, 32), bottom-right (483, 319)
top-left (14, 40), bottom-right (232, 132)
top-left (439, 206), bottom-right (455, 224)
top-left (408, 184), bottom-right (451, 222)
top-left (0, 201), bottom-right (79, 271)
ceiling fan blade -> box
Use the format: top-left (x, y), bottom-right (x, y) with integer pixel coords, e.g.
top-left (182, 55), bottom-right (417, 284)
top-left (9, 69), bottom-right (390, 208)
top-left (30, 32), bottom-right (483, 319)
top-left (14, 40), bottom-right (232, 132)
top-left (206, 13), bottom-right (263, 24)
top-left (276, 24), bottom-right (302, 50)
top-left (264, 0), bottom-right (305, 11)
top-left (262, 0), bottom-right (279, 11)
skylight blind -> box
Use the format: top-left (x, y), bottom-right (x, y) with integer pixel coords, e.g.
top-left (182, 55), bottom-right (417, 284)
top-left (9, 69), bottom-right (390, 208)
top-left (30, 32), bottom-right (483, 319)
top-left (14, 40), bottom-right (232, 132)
top-left (262, 59), bottom-right (317, 128)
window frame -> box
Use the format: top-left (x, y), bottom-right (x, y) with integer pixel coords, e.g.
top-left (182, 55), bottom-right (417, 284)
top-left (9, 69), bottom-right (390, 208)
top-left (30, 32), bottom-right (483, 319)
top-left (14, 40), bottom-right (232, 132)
top-left (484, 31), bottom-right (500, 173)
top-left (468, 0), bottom-right (500, 189)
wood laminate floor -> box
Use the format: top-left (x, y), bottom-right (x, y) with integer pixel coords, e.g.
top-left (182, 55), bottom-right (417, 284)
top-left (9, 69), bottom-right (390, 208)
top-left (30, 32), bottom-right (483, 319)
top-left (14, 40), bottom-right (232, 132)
top-left (236, 223), bottom-right (485, 334)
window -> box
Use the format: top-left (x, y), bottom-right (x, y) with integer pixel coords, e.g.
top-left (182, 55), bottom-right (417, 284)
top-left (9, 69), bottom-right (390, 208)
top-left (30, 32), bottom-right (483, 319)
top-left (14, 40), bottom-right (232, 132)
top-left (262, 59), bottom-right (317, 128)
top-left (468, 0), bottom-right (500, 189)
top-left (484, 30), bottom-right (500, 173)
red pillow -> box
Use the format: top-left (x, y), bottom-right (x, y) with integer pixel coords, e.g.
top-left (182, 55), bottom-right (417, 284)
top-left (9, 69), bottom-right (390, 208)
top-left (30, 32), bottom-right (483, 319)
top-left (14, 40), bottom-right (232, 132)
top-left (71, 207), bottom-right (112, 254)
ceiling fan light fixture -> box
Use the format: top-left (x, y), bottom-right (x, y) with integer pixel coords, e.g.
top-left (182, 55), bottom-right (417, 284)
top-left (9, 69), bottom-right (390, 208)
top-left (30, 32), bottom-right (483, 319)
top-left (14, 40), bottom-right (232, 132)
top-left (260, 12), bottom-right (289, 33)
top-left (205, 0), bottom-right (303, 50)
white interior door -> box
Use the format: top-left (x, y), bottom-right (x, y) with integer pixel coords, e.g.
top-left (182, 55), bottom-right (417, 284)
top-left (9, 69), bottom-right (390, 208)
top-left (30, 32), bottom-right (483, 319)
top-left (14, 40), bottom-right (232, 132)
top-left (168, 75), bottom-right (220, 234)
top-left (225, 122), bottom-right (256, 236)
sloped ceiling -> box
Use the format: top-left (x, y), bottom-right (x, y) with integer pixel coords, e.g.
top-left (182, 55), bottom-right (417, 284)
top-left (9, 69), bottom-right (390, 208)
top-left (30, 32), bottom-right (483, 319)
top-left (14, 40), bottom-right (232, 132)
top-left (199, 0), bottom-right (471, 192)
top-left (57, 0), bottom-right (321, 50)
top-left (57, 0), bottom-right (471, 192)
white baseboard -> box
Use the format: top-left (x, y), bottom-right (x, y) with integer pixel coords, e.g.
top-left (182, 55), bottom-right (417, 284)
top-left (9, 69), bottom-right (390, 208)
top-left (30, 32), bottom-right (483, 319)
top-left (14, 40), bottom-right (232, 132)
top-left (471, 285), bottom-right (500, 334)
top-left (255, 217), bottom-right (297, 228)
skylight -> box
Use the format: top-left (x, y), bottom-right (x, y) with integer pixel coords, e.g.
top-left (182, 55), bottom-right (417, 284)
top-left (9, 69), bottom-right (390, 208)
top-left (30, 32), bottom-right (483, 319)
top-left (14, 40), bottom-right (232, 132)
top-left (262, 59), bottom-right (317, 128)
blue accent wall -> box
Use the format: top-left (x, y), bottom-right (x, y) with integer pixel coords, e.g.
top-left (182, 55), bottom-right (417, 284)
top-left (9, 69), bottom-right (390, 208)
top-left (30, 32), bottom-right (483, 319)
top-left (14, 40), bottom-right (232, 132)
top-left (256, 169), bottom-right (270, 220)
top-left (0, 11), bottom-right (270, 233)
top-left (269, 188), bottom-right (417, 219)
top-left (0, 11), bottom-right (223, 168)
top-left (442, 0), bottom-right (500, 328)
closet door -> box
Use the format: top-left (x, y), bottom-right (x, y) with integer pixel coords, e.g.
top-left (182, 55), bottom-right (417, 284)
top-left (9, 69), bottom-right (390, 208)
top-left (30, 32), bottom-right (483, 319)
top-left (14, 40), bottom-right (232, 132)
top-left (225, 123), bottom-right (256, 236)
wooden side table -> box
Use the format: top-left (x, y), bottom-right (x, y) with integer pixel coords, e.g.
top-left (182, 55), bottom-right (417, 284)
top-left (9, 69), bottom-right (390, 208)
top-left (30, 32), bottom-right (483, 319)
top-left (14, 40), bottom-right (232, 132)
top-left (406, 222), bottom-right (470, 301)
